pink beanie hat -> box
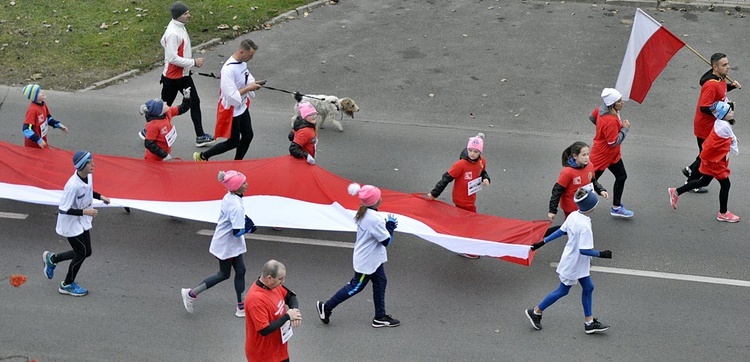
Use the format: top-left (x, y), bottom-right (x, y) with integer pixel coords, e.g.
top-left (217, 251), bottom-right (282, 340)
top-left (348, 183), bottom-right (381, 206)
top-left (299, 102), bottom-right (317, 119)
top-left (219, 170), bottom-right (247, 192)
top-left (467, 132), bottom-right (485, 153)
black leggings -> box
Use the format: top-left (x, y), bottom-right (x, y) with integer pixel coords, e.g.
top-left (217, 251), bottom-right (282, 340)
top-left (52, 230), bottom-right (92, 285)
top-left (160, 75), bottom-right (206, 138)
top-left (202, 110), bottom-right (253, 160)
top-left (200, 256), bottom-right (247, 303)
top-left (594, 159), bottom-right (627, 207)
top-left (677, 175), bottom-right (731, 213)
top-left (686, 137), bottom-right (706, 182)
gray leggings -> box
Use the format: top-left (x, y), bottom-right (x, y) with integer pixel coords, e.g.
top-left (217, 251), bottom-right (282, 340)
top-left (195, 255), bottom-right (246, 303)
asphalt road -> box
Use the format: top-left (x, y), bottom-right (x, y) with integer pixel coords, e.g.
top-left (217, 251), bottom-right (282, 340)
top-left (2, 1), bottom-right (750, 361)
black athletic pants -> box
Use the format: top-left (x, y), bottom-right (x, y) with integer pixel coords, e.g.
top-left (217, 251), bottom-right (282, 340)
top-left (686, 137), bottom-right (706, 182)
top-left (52, 230), bottom-right (92, 285)
top-left (594, 159), bottom-right (627, 207)
top-left (160, 75), bottom-right (206, 138)
top-left (202, 109), bottom-right (253, 160)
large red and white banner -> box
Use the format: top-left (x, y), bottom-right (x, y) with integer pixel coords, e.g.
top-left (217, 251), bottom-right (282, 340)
top-left (0, 141), bottom-right (549, 265)
top-left (615, 8), bottom-right (685, 104)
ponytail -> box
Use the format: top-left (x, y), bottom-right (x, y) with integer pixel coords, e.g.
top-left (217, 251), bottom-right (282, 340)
top-left (354, 204), bottom-right (368, 223)
top-left (561, 141), bottom-right (589, 167)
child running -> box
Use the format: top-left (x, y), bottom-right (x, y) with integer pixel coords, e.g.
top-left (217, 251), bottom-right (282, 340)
top-left (427, 132), bottom-right (490, 258)
top-left (22, 84), bottom-right (68, 148)
top-left (548, 141), bottom-right (608, 223)
top-left (589, 88), bottom-right (633, 218)
top-left (525, 188), bottom-right (612, 334)
top-left (288, 101), bottom-right (318, 165)
top-left (140, 88), bottom-right (191, 161)
top-left (669, 101), bottom-right (739, 222)
top-left (181, 170), bottom-right (257, 317)
top-left (316, 183), bottom-right (400, 328)
top-left (43, 150), bottom-right (110, 297)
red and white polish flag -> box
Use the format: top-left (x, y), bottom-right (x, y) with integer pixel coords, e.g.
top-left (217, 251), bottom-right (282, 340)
top-left (0, 141), bottom-right (549, 265)
top-left (615, 8), bottom-right (685, 104)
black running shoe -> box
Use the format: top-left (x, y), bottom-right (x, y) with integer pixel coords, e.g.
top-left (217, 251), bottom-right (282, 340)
top-left (372, 315), bottom-right (400, 328)
top-left (525, 308), bottom-right (542, 330)
top-left (316, 301), bottom-right (331, 324)
top-left (584, 318), bottom-right (610, 334)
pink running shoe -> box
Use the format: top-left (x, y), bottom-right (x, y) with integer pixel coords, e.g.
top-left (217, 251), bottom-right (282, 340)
top-left (668, 188), bottom-right (678, 209)
top-left (717, 211), bottom-right (740, 223)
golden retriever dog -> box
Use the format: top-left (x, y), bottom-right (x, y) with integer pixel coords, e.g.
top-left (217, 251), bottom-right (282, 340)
top-left (291, 95), bottom-right (359, 132)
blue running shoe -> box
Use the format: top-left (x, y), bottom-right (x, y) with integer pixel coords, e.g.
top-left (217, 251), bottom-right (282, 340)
top-left (610, 205), bottom-right (634, 218)
top-left (58, 282), bottom-right (88, 296)
top-left (43, 251), bottom-right (56, 279)
top-left (195, 134), bottom-right (215, 147)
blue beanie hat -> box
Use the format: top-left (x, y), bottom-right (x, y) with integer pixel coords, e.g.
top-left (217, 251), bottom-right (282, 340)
top-left (22, 84), bottom-right (42, 103)
top-left (143, 98), bottom-right (164, 117)
top-left (711, 101), bottom-right (731, 120)
top-left (574, 188), bottom-right (599, 213)
top-left (73, 150), bottom-right (92, 171)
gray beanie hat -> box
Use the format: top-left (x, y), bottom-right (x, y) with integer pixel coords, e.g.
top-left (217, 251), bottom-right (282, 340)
top-left (170, 2), bottom-right (189, 19)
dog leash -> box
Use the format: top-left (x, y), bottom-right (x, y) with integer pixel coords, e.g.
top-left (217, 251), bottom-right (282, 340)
top-left (197, 72), bottom-right (331, 103)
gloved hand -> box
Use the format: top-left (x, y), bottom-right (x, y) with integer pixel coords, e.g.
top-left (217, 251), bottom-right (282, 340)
top-left (599, 250), bottom-right (612, 259)
top-left (294, 92), bottom-right (303, 103)
top-left (182, 87), bottom-right (191, 99)
top-left (530, 241), bottom-right (546, 251)
top-left (306, 154), bottom-right (316, 165)
top-left (163, 154), bottom-right (173, 162)
top-left (244, 216), bottom-right (257, 234)
top-left (385, 214), bottom-right (398, 233)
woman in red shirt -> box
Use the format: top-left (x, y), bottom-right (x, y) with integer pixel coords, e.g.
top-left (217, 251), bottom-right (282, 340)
top-left (589, 88), bottom-right (633, 218)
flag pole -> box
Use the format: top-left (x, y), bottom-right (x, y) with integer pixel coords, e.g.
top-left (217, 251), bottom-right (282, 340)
top-left (683, 43), bottom-right (736, 84)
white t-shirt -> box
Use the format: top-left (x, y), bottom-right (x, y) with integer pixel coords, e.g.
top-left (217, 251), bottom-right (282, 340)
top-left (352, 209), bottom-right (390, 275)
top-left (209, 192), bottom-right (247, 260)
top-left (220, 56), bottom-right (255, 117)
top-left (555, 211), bottom-right (594, 285)
top-left (55, 172), bottom-right (94, 237)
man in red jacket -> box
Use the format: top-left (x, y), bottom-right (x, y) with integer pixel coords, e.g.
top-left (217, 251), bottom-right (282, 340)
top-left (682, 52), bottom-right (741, 193)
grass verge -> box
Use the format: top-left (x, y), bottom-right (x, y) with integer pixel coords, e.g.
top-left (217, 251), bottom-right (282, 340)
top-left (0, 0), bottom-right (314, 90)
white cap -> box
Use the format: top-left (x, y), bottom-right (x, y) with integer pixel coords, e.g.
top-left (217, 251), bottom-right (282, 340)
top-left (601, 88), bottom-right (622, 107)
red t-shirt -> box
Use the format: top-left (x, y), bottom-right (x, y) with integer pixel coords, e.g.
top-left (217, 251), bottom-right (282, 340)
top-left (693, 79), bottom-right (728, 139)
top-left (447, 156), bottom-right (487, 212)
top-left (556, 163), bottom-right (597, 215)
top-left (589, 109), bottom-right (622, 171)
top-left (292, 127), bottom-right (317, 157)
top-left (245, 282), bottom-right (290, 362)
top-left (143, 106), bottom-right (180, 161)
top-left (699, 127), bottom-right (732, 179)
top-left (23, 102), bottom-right (51, 148)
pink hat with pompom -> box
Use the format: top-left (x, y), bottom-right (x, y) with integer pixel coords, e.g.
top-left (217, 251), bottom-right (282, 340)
top-left (467, 132), bottom-right (485, 153)
top-left (299, 102), bottom-right (317, 119)
top-left (219, 170), bottom-right (247, 192)
top-left (348, 183), bottom-right (381, 206)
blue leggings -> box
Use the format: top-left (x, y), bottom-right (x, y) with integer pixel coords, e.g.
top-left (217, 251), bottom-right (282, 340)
top-left (538, 276), bottom-right (594, 317)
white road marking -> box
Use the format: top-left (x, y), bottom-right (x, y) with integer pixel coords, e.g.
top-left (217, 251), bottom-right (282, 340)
top-left (0, 212), bottom-right (28, 220)
top-left (196, 229), bottom-right (354, 249)
top-left (550, 262), bottom-right (750, 288)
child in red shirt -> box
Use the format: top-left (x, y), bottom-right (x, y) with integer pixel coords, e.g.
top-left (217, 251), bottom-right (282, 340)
top-left (21, 84), bottom-right (68, 148)
top-left (139, 89), bottom-right (191, 161)
top-left (548, 141), bottom-right (608, 221)
top-left (288, 101), bottom-right (318, 165)
top-left (427, 133), bottom-right (491, 258)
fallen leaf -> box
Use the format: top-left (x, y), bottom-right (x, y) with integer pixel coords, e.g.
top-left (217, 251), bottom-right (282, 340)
top-left (31, 73), bottom-right (43, 80)
top-left (232, 25), bottom-right (240, 30)
top-left (9, 274), bottom-right (28, 287)
top-left (303, 11), bottom-right (309, 17)
top-left (102, 42), bottom-right (111, 47)
top-left (217, 24), bottom-right (230, 30)
top-left (429, 93), bottom-right (435, 97)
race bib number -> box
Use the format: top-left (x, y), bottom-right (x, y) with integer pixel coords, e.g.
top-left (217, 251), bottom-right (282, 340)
top-left (281, 320), bottom-right (293, 344)
top-left (165, 126), bottom-right (177, 147)
top-left (468, 177), bottom-right (482, 196)
top-left (39, 120), bottom-right (49, 137)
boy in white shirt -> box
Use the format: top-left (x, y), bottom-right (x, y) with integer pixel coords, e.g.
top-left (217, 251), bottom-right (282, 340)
top-left (43, 150), bottom-right (110, 297)
top-left (525, 188), bottom-right (612, 334)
